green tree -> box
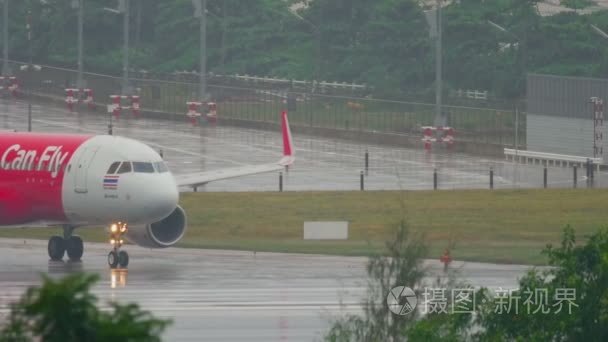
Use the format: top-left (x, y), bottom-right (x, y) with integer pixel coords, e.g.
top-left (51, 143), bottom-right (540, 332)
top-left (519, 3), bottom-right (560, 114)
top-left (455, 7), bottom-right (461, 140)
top-left (3, 1), bottom-right (608, 100)
top-left (302, 0), bottom-right (433, 98)
top-left (325, 220), bottom-right (429, 342)
top-left (152, 0), bottom-right (298, 76)
top-left (328, 225), bottom-right (608, 341)
top-left (0, 273), bottom-right (170, 342)
top-left (406, 226), bottom-right (608, 341)
top-left (443, 0), bottom-right (512, 97)
top-left (406, 307), bottom-right (473, 342)
top-left (358, 0), bottom-right (433, 98)
top-left (474, 226), bottom-right (608, 341)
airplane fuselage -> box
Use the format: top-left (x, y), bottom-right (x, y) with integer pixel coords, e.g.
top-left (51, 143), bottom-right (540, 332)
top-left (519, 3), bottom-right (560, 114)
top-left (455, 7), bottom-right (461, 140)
top-left (0, 111), bottom-right (292, 268)
top-left (0, 133), bottom-right (178, 227)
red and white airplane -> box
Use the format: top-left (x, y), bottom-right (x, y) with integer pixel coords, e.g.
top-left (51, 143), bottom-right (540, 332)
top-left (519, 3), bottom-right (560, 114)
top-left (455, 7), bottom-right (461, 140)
top-left (0, 111), bottom-right (294, 268)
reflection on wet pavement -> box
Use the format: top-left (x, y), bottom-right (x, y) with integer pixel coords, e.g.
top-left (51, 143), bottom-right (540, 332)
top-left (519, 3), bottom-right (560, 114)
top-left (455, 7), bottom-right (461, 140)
top-left (0, 239), bottom-right (530, 341)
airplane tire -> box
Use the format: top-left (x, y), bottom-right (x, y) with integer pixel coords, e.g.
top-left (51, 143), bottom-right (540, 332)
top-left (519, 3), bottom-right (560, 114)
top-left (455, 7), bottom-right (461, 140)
top-left (48, 236), bottom-right (65, 261)
top-left (108, 251), bottom-right (119, 269)
top-left (118, 250), bottom-right (129, 268)
top-left (66, 236), bottom-right (84, 261)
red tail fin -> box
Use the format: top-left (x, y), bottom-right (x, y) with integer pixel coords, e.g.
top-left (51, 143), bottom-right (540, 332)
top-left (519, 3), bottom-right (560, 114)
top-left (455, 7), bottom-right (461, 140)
top-left (279, 111), bottom-right (295, 166)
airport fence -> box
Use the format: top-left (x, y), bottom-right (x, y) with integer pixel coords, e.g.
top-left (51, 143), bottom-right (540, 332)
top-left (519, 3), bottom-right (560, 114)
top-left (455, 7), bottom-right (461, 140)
top-left (6, 61), bottom-right (525, 155)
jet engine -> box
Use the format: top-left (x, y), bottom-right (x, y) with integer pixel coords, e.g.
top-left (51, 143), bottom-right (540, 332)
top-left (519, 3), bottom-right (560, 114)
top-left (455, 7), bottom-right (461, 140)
top-left (125, 205), bottom-right (187, 248)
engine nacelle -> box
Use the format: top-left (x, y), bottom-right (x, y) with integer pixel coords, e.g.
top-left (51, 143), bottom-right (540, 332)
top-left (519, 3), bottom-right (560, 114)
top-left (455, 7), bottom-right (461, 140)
top-left (125, 205), bottom-right (187, 248)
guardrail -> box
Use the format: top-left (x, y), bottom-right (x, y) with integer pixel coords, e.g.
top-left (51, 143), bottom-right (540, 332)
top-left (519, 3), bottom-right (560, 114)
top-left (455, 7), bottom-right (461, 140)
top-left (170, 71), bottom-right (369, 92)
top-left (228, 74), bottom-right (368, 91)
top-left (454, 89), bottom-right (488, 100)
top-left (504, 148), bottom-right (603, 170)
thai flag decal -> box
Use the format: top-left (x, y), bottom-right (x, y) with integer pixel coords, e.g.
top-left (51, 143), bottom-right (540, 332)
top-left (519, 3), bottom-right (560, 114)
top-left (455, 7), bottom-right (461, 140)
top-left (103, 175), bottom-right (119, 190)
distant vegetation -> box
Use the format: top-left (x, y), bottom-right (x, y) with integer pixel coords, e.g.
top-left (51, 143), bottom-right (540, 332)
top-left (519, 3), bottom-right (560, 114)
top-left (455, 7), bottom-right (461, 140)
top-left (3, 0), bottom-right (608, 99)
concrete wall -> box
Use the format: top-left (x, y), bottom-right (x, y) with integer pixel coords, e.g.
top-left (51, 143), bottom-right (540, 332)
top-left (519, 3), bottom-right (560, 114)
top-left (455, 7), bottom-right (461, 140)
top-left (526, 114), bottom-right (605, 157)
top-left (527, 74), bottom-right (608, 158)
top-left (528, 74), bottom-right (608, 119)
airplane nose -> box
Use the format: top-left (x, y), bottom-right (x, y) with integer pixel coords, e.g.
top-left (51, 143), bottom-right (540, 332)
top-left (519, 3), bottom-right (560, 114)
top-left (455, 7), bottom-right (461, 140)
top-left (144, 177), bottom-right (179, 221)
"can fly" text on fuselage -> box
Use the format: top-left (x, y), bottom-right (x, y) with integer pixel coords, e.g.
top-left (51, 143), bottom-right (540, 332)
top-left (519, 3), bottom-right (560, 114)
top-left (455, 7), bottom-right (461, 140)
top-left (0, 144), bottom-right (70, 178)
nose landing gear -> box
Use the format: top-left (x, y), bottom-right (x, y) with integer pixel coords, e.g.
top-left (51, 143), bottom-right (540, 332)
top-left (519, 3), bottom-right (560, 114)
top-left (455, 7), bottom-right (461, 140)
top-left (108, 222), bottom-right (129, 269)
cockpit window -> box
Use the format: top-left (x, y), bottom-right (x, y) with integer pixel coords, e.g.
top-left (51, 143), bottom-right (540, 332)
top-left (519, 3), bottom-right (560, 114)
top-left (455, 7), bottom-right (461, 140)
top-left (132, 162), bottom-right (155, 173)
top-left (106, 162), bottom-right (121, 174)
top-left (117, 162), bottom-right (132, 174)
top-left (154, 161), bottom-right (169, 173)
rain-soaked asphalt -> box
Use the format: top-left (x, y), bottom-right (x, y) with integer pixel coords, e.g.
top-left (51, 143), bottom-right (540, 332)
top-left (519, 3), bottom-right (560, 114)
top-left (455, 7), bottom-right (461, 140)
top-left (0, 100), bottom-right (557, 340)
top-left (0, 239), bottom-right (530, 341)
top-left (2, 99), bottom-right (604, 191)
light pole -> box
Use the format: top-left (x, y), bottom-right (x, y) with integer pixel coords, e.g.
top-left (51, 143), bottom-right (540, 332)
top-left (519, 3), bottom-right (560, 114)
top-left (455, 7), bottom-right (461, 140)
top-left (192, 0), bottom-right (207, 101)
top-left (1, 0), bottom-right (9, 76)
top-left (591, 24), bottom-right (608, 40)
top-left (424, 1), bottom-right (445, 126)
top-left (488, 20), bottom-right (526, 184)
top-left (219, 0), bottom-right (226, 74)
top-left (487, 20), bottom-right (509, 34)
top-left (435, 0), bottom-right (443, 127)
top-left (26, 9), bottom-right (32, 131)
top-left (19, 9), bottom-right (41, 131)
top-left (590, 25), bottom-right (607, 162)
top-left (71, 0), bottom-right (84, 89)
top-left (488, 20), bottom-right (526, 151)
top-left (105, 0), bottom-right (130, 95)
top-left (121, 0), bottom-right (130, 95)
top-left (488, 20), bottom-right (526, 79)
top-left (287, 8), bottom-right (320, 85)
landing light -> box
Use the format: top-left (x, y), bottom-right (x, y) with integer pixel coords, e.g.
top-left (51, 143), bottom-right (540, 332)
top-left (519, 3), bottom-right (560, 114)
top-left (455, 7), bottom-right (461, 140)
top-left (110, 239), bottom-right (115, 245)
top-left (110, 224), bottom-right (118, 233)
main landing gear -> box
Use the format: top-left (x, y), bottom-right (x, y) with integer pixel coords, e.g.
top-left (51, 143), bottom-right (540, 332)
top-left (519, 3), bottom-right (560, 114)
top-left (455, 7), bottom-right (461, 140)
top-left (107, 222), bottom-right (129, 269)
top-left (48, 225), bottom-right (84, 262)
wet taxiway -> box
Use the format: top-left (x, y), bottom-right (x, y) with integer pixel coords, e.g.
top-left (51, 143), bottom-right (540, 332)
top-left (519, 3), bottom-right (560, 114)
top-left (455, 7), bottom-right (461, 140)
top-left (0, 100), bottom-right (549, 340)
top-left (2, 100), bottom-right (603, 191)
top-left (0, 239), bottom-right (531, 341)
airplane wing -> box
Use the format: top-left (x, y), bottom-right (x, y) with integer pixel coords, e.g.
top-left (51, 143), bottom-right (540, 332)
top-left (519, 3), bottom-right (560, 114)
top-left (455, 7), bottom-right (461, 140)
top-left (174, 111), bottom-right (295, 191)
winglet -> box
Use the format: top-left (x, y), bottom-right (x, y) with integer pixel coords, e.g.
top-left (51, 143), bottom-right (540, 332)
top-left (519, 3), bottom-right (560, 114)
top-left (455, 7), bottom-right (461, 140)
top-left (278, 110), bottom-right (295, 166)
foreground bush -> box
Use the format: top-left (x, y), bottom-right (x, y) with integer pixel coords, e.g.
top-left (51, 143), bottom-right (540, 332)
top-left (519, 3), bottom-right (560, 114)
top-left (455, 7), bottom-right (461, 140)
top-left (326, 225), bottom-right (608, 341)
top-left (0, 273), bottom-right (171, 342)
